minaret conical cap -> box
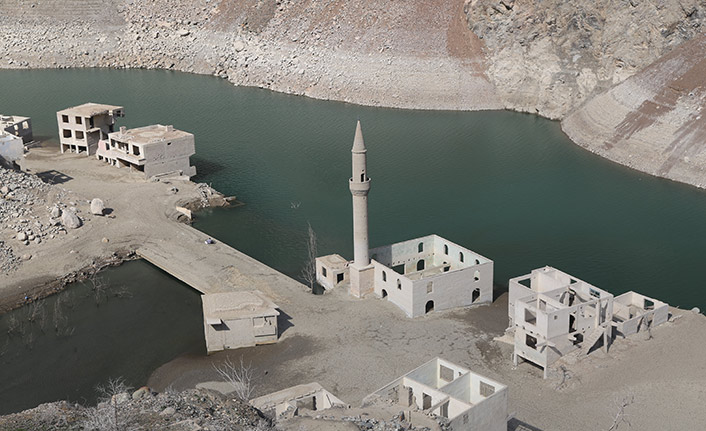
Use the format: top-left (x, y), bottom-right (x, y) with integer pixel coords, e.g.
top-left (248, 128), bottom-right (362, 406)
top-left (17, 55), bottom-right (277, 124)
top-left (352, 120), bottom-right (366, 152)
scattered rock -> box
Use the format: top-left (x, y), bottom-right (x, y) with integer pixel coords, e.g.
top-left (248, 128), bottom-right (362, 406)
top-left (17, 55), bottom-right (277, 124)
top-left (177, 29), bottom-right (190, 37)
top-left (692, 307), bottom-right (701, 314)
top-left (160, 406), bottom-right (176, 416)
top-left (21, 253), bottom-right (32, 261)
top-left (102, 237), bottom-right (110, 243)
top-left (61, 210), bottom-right (82, 229)
top-left (50, 206), bottom-right (61, 218)
top-left (16, 232), bottom-right (27, 241)
top-left (90, 198), bottom-right (105, 215)
top-left (132, 386), bottom-right (150, 400)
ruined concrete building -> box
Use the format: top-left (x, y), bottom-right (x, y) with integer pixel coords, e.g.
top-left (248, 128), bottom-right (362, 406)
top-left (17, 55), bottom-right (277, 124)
top-left (0, 114), bottom-right (32, 167)
top-left (508, 266), bottom-right (668, 378)
top-left (57, 103), bottom-right (124, 155)
top-left (202, 291), bottom-right (279, 354)
top-left (365, 358), bottom-right (507, 431)
top-left (250, 383), bottom-right (347, 419)
top-left (1, 114), bottom-right (33, 143)
top-left (96, 124), bottom-right (196, 178)
top-left (316, 122), bottom-right (493, 317)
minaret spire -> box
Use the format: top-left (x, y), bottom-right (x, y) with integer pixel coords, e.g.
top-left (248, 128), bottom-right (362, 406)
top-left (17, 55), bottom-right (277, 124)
top-left (348, 121), bottom-right (373, 297)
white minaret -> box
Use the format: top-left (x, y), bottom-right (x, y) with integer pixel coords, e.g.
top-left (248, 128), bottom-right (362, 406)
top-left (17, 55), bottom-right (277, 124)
top-left (348, 121), bottom-right (374, 297)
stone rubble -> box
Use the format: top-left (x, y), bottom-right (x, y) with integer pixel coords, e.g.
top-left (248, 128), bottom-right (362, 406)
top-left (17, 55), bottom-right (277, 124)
top-left (0, 165), bottom-right (106, 273)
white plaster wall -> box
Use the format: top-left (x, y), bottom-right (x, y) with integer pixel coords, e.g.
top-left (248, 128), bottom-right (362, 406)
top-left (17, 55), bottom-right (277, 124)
top-left (372, 260), bottom-right (414, 317)
top-left (410, 261), bottom-right (493, 318)
top-left (369, 235), bottom-right (435, 268)
top-left (204, 318), bottom-right (255, 353)
top-left (464, 385), bottom-right (508, 431)
top-left (431, 235), bottom-right (490, 269)
top-left (142, 135), bottom-right (195, 178)
top-left (3, 118), bottom-right (32, 143)
top-left (400, 377), bottom-right (448, 411)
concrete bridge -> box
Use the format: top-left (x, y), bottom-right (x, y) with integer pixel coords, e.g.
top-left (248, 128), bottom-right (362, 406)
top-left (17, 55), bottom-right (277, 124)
top-left (136, 223), bottom-right (303, 297)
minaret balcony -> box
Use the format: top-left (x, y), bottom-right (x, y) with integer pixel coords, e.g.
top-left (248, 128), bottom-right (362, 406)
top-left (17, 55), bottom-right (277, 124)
top-left (349, 177), bottom-right (371, 195)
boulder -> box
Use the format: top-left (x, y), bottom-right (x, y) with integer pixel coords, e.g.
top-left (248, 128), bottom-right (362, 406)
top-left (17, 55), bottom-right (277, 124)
top-left (50, 206), bottom-right (61, 218)
top-left (90, 198), bottom-right (105, 216)
top-left (16, 232), bottom-right (27, 241)
top-left (61, 210), bottom-right (82, 229)
top-left (132, 386), bottom-right (150, 400)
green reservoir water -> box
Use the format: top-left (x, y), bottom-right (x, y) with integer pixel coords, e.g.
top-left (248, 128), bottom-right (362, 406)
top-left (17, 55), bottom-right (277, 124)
top-left (1, 68), bottom-right (706, 413)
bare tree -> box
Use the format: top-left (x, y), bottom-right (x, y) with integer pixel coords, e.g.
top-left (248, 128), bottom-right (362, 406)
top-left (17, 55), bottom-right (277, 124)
top-left (300, 222), bottom-right (318, 292)
top-left (81, 377), bottom-right (138, 431)
top-left (213, 356), bottom-right (256, 401)
top-left (607, 393), bottom-right (635, 431)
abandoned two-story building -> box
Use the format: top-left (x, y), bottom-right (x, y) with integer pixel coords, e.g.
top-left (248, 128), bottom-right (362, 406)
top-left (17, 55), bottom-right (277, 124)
top-left (508, 266), bottom-right (668, 378)
top-left (366, 358), bottom-right (508, 431)
top-left (56, 103), bottom-right (196, 178)
top-left (315, 121), bottom-right (494, 318)
top-left (96, 124), bottom-right (196, 178)
top-left (57, 103), bottom-right (124, 155)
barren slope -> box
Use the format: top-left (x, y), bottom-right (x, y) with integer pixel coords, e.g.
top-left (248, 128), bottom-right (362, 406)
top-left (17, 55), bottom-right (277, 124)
top-left (0, 0), bottom-right (502, 111)
top-left (466, 0), bottom-right (706, 118)
top-left (562, 35), bottom-right (706, 188)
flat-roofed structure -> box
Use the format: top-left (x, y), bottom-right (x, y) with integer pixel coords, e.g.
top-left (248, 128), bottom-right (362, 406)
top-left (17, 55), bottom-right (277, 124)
top-left (366, 358), bottom-right (507, 431)
top-left (1, 114), bottom-right (32, 143)
top-left (57, 103), bottom-right (124, 155)
top-left (202, 290), bottom-right (279, 354)
top-left (97, 124), bottom-right (196, 178)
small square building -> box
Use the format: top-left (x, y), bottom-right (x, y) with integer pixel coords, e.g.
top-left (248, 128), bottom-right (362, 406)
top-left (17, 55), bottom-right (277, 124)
top-left (97, 124), bottom-right (196, 178)
top-left (365, 358), bottom-right (508, 431)
top-left (57, 103), bottom-right (124, 155)
top-left (1, 114), bottom-right (32, 143)
top-left (202, 291), bottom-right (279, 354)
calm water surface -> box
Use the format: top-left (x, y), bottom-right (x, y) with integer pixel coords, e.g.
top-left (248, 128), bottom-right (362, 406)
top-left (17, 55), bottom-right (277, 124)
top-left (1, 68), bottom-right (705, 413)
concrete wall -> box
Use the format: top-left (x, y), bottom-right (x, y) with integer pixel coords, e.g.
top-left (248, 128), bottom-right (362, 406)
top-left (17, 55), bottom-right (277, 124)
top-left (613, 291), bottom-right (669, 337)
top-left (463, 383), bottom-right (508, 431)
top-left (58, 112), bottom-right (117, 155)
top-left (141, 134), bottom-right (196, 178)
top-left (372, 260), bottom-right (415, 316)
top-left (2, 117), bottom-right (32, 143)
top-left (409, 261), bottom-right (493, 318)
top-left (204, 314), bottom-right (277, 353)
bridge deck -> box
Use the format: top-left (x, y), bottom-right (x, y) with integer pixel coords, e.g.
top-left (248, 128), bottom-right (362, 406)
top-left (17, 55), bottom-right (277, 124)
top-left (137, 223), bottom-right (303, 296)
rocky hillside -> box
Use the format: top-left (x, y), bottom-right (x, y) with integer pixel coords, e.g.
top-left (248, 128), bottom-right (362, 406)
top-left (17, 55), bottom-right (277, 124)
top-left (466, 0), bottom-right (706, 119)
top-left (0, 387), bottom-right (273, 431)
top-left (562, 35), bottom-right (706, 187)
